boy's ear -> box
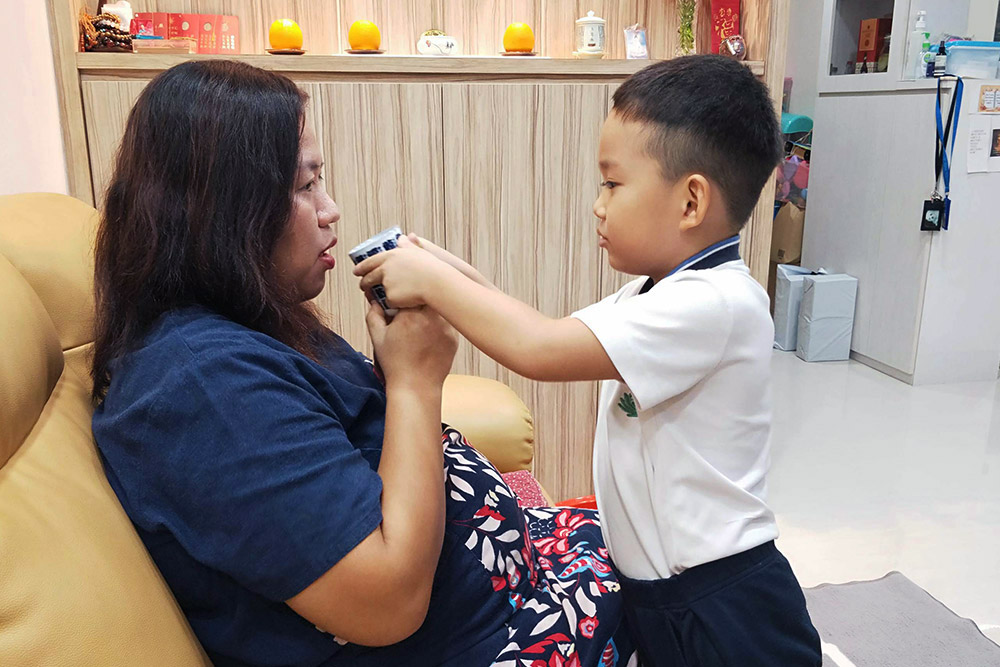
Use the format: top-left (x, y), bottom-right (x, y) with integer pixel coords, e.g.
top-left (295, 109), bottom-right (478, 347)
top-left (678, 174), bottom-right (711, 232)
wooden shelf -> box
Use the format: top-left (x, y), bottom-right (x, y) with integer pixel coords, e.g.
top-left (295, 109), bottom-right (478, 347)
top-left (77, 52), bottom-right (765, 81)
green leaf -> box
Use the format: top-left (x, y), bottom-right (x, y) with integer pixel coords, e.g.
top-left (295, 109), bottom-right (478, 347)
top-left (617, 392), bottom-right (638, 418)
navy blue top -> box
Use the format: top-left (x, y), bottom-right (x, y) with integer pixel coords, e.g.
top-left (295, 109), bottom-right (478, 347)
top-left (93, 307), bottom-right (511, 666)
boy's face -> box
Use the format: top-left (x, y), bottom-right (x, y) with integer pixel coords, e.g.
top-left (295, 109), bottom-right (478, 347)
top-left (593, 112), bottom-right (688, 280)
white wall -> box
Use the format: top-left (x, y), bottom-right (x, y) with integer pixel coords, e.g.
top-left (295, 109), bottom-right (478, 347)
top-left (786, 0), bottom-right (825, 118)
top-left (912, 80), bottom-right (1000, 384)
top-left (0, 2), bottom-right (68, 196)
top-left (967, 0), bottom-right (999, 39)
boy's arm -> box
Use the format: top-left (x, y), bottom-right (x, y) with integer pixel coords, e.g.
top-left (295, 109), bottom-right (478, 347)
top-left (426, 274), bottom-right (622, 383)
top-left (405, 235), bottom-right (499, 292)
top-left (355, 243), bottom-right (622, 383)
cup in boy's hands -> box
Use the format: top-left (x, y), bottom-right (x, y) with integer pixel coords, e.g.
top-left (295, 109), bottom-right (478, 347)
top-left (349, 226), bottom-right (403, 316)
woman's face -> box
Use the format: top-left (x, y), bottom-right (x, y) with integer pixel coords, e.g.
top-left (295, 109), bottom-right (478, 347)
top-left (273, 125), bottom-right (340, 302)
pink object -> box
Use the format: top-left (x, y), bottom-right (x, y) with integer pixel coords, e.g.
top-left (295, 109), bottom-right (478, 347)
top-left (501, 470), bottom-right (548, 508)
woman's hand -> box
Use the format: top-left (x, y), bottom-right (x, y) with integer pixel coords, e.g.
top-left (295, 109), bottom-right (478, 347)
top-left (365, 300), bottom-right (457, 388)
top-left (293, 301), bottom-right (457, 647)
top-left (354, 236), bottom-right (454, 310)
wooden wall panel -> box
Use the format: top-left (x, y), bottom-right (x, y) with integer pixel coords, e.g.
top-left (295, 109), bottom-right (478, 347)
top-left (304, 83), bottom-right (447, 353)
top-left (442, 0), bottom-right (543, 57)
top-left (80, 80), bottom-right (148, 208)
top-left (47, 0), bottom-right (95, 203)
top-left (741, 0), bottom-right (786, 283)
top-left (740, 0), bottom-right (773, 63)
top-left (441, 83), bottom-right (609, 498)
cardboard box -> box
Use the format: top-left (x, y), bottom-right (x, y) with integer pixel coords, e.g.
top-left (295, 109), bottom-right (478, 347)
top-left (711, 0), bottom-right (741, 55)
top-left (796, 274), bottom-right (859, 362)
top-left (857, 18), bottom-right (892, 69)
top-left (771, 202), bottom-right (805, 264)
top-left (773, 264), bottom-right (813, 351)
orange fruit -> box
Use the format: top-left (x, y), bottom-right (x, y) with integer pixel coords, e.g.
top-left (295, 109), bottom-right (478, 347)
top-left (269, 18), bottom-right (303, 50)
top-left (348, 20), bottom-right (381, 51)
top-left (503, 22), bottom-right (535, 53)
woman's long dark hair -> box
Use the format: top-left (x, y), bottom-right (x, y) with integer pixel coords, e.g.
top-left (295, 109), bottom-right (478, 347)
top-left (92, 60), bottom-right (324, 402)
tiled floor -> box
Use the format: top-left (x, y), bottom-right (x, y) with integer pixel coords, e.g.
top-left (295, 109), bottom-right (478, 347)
top-left (769, 352), bottom-right (1000, 644)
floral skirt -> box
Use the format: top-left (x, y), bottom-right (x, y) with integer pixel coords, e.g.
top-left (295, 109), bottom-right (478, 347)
top-left (442, 428), bottom-right (634, 667)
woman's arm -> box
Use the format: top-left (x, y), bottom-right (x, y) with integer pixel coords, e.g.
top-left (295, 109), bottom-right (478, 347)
top-left (287, 304), bottom-right (456, 646)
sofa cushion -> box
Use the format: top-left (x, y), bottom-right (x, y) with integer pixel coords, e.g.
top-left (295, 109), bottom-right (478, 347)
top-left (0, 193), bottom-right (98, 351)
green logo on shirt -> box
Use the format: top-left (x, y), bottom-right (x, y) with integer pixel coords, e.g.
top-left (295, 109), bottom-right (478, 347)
top-left (617, 392), bottom-right (638, 418)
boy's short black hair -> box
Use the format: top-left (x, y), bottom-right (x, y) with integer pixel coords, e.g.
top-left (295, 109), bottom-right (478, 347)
top-left (612, 55), bottom-right (783, 230)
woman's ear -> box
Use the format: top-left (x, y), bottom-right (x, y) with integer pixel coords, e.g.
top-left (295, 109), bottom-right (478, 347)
top-left (678, 174), bottom-right (711, 232)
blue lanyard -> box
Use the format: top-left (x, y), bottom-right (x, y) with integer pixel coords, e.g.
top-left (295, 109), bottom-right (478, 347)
top-left (935, 77), bottom-right (963, 213)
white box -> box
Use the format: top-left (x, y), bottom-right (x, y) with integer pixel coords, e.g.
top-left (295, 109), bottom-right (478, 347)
top-left (773, 264), bottom-right (813, 351)
top-left (796, 274), bottom-right (858, 362)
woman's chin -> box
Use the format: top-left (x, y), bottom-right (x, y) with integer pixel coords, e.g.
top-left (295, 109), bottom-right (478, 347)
top-left (298, 276), bottom-right (328, 302)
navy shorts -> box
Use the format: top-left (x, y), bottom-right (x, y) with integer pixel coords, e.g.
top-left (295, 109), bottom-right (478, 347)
top-left (616, 541), bottom-right (821, 666)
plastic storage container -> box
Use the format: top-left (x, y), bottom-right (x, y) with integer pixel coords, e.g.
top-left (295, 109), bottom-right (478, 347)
top-left (945, 41), bottom-right (1000, 79)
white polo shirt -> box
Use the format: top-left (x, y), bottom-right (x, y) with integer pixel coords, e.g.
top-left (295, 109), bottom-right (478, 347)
top-left (572, 245), bottom-right (777, 581)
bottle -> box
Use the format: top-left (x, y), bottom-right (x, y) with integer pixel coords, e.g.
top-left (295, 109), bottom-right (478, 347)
top-left (907, 11), bottom-right (930, 80)
top-left (877, 33), bottom-right (891, 73)
top-left (860, 53), bottom-right (869, 73)
top-left (933, 40), bottom-right (947, 77)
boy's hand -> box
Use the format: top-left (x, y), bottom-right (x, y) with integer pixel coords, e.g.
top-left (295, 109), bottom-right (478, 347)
top-left (354, 236), bottom-right (451, 310)
top-left (405, 234), bottom-right (492, 288)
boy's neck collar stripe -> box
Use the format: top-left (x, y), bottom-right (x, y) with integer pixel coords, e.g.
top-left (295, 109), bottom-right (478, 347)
top-left (670, 235), bottom-right (741, 276)
top-left (640, 235), bottom-right (742, 294)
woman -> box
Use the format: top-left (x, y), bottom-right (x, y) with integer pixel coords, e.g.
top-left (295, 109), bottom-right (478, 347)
top-left (91, 60), bottom-right (632, 667)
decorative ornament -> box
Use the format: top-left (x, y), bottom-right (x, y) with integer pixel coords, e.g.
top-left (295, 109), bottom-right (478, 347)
top-left (720, 34), bottom-right (746, 60)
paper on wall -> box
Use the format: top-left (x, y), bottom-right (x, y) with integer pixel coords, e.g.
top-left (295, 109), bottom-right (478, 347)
top-left (968, 115), bottom-right (1000, 173)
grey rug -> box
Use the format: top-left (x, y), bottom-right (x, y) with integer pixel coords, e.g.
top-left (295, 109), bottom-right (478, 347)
top-left (804, 572), bottom-right (1000, 666)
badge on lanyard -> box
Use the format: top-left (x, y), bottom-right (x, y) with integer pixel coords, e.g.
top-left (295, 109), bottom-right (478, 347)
top-left (922, 77), bottom-right (963, 231)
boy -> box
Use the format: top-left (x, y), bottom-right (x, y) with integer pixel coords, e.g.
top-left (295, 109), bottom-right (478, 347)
top-left (355, 56), bottom-right (821, 666)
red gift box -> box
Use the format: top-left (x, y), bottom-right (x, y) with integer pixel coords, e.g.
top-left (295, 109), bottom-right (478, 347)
top-left (198, 15), bottom-right (219, 54)
top-left (134, 13), bottom-right (239, 55)
top-left (130, 15), bottom-right (153, 37)
top-left (857, 18), bottom-right (892, 70)
top-left (153, 12), bottom-right (168, 37)
top-left (218, 15), bottom-right (240, 55)
top-left (712, 0), bottom-right (741, 55)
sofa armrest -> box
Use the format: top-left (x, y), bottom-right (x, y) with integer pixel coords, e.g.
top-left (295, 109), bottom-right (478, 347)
top-left (441, 375), bottom-right (534, 474)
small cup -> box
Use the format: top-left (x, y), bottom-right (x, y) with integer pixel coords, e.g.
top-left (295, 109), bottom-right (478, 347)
top-left (349, 227), bottom-right (403, 316)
